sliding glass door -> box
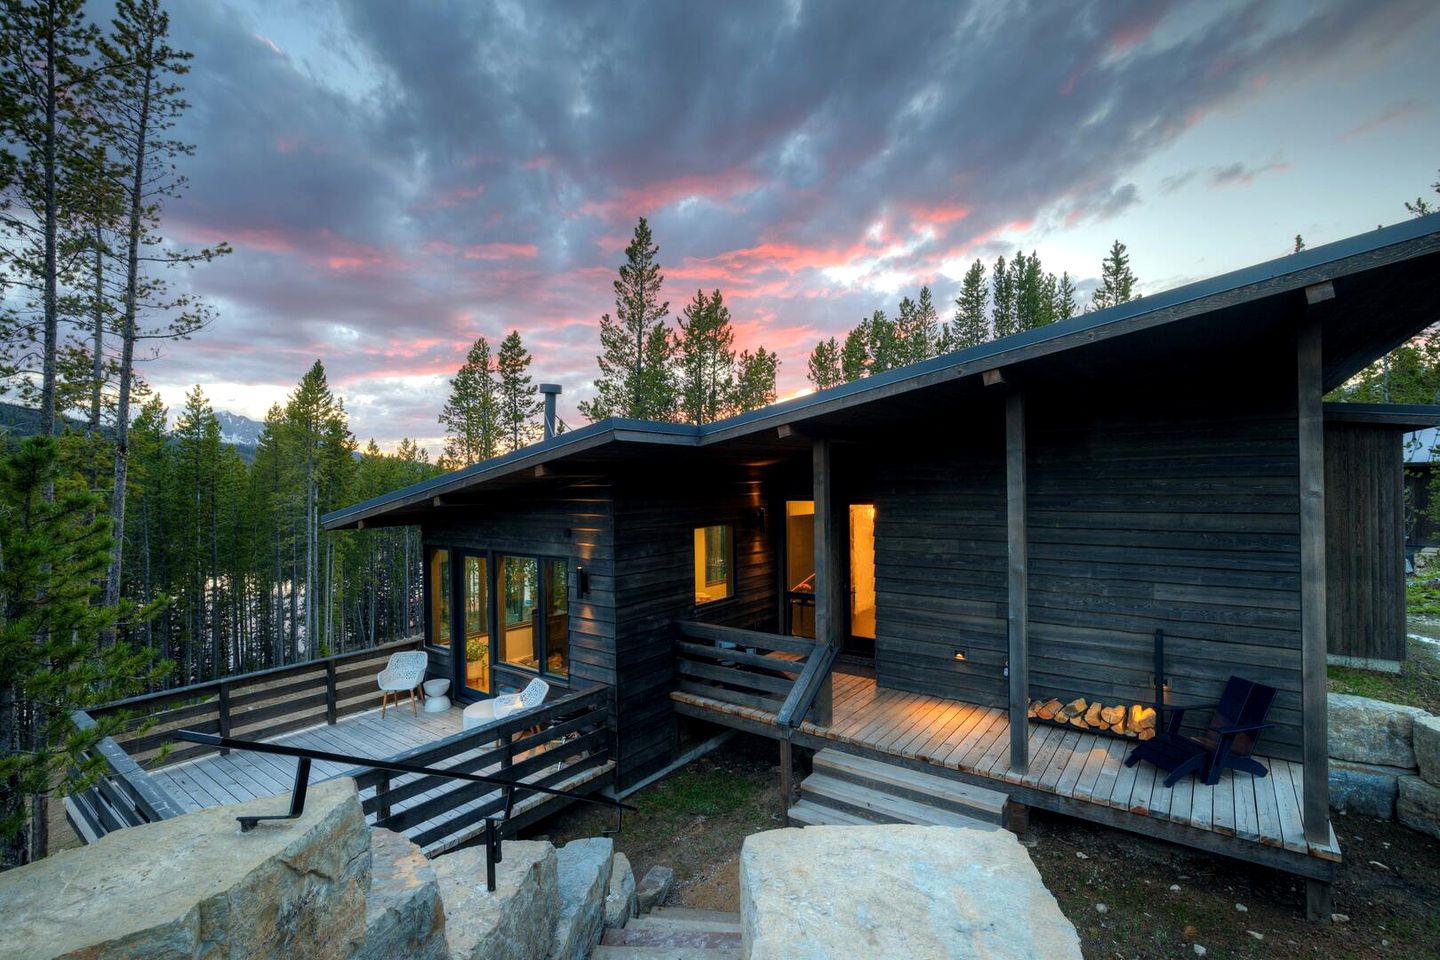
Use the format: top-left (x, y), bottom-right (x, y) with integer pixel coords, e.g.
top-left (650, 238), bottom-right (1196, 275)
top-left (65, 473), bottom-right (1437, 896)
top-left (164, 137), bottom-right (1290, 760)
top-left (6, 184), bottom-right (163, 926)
top-left (460, 554), bottom-right (490, 695)
top-left (782, 500), bottom-right (877, 656)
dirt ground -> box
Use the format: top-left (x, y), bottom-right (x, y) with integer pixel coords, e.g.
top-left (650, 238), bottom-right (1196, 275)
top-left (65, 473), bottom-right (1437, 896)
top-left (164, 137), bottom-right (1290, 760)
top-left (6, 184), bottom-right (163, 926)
top-left (533, 733), bottom-right (1440, 959)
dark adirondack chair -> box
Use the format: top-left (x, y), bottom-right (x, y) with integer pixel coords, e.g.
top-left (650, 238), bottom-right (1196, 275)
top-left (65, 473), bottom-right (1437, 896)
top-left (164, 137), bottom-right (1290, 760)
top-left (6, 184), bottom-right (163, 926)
top-left (1124, 675), bottom-right (1278, 787)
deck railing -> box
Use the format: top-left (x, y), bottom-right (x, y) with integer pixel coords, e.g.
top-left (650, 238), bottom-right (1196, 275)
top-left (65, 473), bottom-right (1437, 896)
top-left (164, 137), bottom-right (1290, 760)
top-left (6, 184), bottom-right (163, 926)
top-left (88, 637), bottom-right (424, 769)
top-left (673, 620), bottom-right (835, 726)
top-left (65, 711), bottom-right (187, 842)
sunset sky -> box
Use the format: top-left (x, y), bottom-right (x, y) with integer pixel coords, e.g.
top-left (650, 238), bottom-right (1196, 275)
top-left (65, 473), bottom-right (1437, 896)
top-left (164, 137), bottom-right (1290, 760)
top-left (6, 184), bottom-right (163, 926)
top-left (154, 0), bottom-right (1440, 454)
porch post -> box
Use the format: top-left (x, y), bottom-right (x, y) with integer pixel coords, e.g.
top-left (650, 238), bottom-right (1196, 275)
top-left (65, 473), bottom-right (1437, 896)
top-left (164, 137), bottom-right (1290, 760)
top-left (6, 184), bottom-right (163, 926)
top-left (812, 438), bottom-right (839, 726)
top-left (1006, 391), bottom-right (1029, 774)
top-left (1297, 316), bottom-right (1329, 846)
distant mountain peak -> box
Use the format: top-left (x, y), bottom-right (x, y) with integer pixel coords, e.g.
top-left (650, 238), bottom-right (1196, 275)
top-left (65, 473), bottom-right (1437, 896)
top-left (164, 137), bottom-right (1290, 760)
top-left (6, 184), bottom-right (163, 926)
top-left (214, 409), bottom-right (266, 448)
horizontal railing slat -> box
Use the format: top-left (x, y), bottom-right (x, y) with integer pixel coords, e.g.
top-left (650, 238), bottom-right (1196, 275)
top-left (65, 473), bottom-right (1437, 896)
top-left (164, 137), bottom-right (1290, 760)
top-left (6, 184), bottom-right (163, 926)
top-left (677, 660), bottom-right (794, 695)
top-left (674, 620), bottom-right (817, 655)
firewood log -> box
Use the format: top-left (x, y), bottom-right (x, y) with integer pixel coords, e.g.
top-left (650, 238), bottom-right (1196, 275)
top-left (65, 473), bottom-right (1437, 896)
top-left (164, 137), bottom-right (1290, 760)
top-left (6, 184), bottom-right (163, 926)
top-left (1084, 702), bottom-right (1104, 726)
top-left (1100, 705), bottom-right (1125, 725)
top-left (1037, 699), bottom-right (1062, 720)
top-left (1064, 698), bottom-right (1087, 717)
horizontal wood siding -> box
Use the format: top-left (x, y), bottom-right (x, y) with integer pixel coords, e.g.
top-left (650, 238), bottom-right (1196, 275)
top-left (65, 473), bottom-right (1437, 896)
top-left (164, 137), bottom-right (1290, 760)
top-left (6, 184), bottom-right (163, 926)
top-left (1026, 388), bottom-right (1304, 762)
top-left (422, 481), bottom-right (616, 692)
top-left (612, 464), bottom-right (778, 788)
top-left (872, 418), bottom-right (1010, 708)
top-left (1325, 423), bottom-right (1406, 663)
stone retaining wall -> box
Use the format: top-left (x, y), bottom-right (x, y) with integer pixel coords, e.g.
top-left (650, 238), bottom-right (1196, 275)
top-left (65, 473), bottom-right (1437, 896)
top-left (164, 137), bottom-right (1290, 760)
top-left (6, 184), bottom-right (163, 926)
top-left (1328, 693), bottom-right (1440, 839)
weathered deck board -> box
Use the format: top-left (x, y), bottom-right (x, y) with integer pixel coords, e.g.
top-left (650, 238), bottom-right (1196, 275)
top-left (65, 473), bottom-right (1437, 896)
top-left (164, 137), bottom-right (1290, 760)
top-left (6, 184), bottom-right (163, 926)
top-left (672, 672), bottom-right (1340, 870)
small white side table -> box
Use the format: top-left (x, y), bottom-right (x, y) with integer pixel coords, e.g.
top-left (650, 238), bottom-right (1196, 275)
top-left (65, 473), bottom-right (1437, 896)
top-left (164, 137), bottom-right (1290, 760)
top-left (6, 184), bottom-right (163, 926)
top-left (422, 678), bottom-right (451, 714)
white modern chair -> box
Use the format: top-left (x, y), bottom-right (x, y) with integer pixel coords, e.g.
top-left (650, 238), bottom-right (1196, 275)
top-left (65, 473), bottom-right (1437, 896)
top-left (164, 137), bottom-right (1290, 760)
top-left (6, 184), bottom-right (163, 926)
top-left (377, 650), bottom-right (428, 718)
top-left (462, 677), bottom-right (550, 730)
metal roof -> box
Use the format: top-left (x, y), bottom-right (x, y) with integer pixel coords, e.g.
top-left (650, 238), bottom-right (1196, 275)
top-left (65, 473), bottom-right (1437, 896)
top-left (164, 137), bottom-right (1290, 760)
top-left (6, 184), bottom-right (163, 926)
top-left (324, 212), bottom-right (1440, 530)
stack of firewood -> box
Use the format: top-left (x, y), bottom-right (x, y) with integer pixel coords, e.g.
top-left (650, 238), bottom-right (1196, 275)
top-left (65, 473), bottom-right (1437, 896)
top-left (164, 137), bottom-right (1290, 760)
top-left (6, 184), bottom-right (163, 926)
top-left (1027, 697), bottom-right (1157, 740)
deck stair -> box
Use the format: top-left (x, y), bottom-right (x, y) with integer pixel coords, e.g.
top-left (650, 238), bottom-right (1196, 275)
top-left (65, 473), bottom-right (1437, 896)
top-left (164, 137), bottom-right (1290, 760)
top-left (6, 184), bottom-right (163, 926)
top-left (593, 907), bottom-right (741, 959)
top-left (788, 748), bottom-right (1009, 828)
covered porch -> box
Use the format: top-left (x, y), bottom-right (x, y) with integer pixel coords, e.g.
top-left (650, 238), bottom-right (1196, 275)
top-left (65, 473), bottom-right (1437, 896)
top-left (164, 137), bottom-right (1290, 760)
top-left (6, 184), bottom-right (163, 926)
top-left (672, 666), bottom-right (1341, 881)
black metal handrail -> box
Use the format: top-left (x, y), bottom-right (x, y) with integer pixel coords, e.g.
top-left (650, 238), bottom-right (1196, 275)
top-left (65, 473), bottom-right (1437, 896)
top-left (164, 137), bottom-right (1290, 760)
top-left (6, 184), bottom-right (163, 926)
top-left (174, 729), bottom-right (634, 890)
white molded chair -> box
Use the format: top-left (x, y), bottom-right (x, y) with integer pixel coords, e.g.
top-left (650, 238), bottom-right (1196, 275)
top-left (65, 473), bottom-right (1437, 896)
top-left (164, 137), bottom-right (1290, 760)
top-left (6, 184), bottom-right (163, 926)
top-left (377, 650), bottom-right (428, 718)
top-left (462, 677), bottom-right (550, 730)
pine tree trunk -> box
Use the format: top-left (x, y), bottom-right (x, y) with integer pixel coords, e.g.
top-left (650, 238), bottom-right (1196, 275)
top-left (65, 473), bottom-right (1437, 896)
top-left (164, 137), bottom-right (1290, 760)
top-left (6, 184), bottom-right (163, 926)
top-left (105, 41), bottom-right (155, 619)
top-left (89, 225), bottom-right (105, 433)
top-left (39, 2), bottom-right (59, 441)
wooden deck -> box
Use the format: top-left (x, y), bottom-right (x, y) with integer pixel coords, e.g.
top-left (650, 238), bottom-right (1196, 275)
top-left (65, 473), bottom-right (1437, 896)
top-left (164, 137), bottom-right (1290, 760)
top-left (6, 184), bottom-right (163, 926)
top-left (148, 702), bottom-right (613, 856)
top-left (673, 670), bottom-right (1341, 880)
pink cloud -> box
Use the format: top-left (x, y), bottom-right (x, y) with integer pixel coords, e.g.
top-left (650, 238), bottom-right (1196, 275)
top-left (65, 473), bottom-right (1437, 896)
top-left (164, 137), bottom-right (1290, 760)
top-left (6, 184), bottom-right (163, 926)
top-left (1339, 100), bottom-right (1426, 141)
top-left (578, 164), bottom-right (763, 219)
top-left (461, 242), bottom-right (539, 260)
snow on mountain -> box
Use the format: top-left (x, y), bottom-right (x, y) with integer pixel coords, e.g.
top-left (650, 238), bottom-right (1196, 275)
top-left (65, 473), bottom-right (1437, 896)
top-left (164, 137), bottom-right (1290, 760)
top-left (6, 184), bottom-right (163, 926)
top-left (215, 410), bottom-right (266, 448)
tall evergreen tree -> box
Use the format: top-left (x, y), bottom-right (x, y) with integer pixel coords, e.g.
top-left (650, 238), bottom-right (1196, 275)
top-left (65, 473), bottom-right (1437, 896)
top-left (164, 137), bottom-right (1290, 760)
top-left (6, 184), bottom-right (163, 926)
top-left (0, 435), bottom-right (166, 866)
top-left (496, 329), bottom-right (541, 451)
top-left (675, 289), bottom-right (736, 424)
top-left (579, 216), bottom-right (674, 422)
top-left (1053, 272), bottom-right (1078, 321)
top-left (990, 254), bottom-right (1016, 338)
top-left (1088, 240), bottom-right (1137, 311)
top-left (840, 322), bottom-right (870, 382)
top-left (439, 336), bottom-right (500, 468)
top-left (948, 260), bottom-right (989, 350)
top-left (734, 347), bottom-right (779, 413)
top-left (896, 286), bottom-right (939, 364)
top-left (807, 336), bottom-right (842, 390)
top-left (1015, 252), bottom-right (1052, 331)
top-left (865, 310), bottom-right (901, 374)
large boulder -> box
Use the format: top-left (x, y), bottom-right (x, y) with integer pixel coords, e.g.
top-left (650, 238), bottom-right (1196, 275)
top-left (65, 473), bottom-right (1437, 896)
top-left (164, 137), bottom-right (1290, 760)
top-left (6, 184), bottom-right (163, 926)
top-left (1329, 760), bottom-right (1407, 819)
top-left (603, 852), bottom-right (637, 929)
top-left (1414, 713), bottom-right (1440, 787)
top-left (0, 778), bottom-right (371, 960)
top-left (739, 825), bottom-right (1081, 960)
top-left (1398, 776), bottom-right (1440, 841)
top-left (434, 840), bottom-right (557, 960)
top-left (548, 837), bottom-right (614, 960)
top-left (348, 828), bottom-right (447, 960)
top-left (1328, 694), bottom-right (1429, 768)
top-left (635, 864), bottom-right (674, 913)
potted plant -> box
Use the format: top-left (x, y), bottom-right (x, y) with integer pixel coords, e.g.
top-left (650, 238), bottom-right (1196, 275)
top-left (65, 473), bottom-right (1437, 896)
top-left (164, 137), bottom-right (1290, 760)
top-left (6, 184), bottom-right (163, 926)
top-left (465, 636), bottom-right (488, 687)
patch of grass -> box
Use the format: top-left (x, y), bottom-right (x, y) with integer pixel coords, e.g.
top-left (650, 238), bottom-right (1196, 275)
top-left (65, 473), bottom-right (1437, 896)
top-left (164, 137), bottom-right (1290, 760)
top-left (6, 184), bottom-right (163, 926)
top-left (1328, 637), bottom-right (1440, 713)
top-left (640, 767), bottom-right (757, 817)
top-left (1407, 580), bottom-right (1440, 618)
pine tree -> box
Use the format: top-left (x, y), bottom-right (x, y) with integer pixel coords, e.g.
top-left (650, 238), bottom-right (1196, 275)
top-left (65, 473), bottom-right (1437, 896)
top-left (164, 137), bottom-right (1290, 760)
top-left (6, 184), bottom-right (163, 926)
top-left (439, 336), bottom-right (500, 468)
top-left (1054, 272), bottom-right (1078, 321)
top-left (99, 0), bottom-right (229, 617)
top-left (496, 330), bottom-right (541, 451)
top-left (579, 217), bottom-right (674, 422)
top-left (947, 260), bottom-right (989, 350)
top-left (840, 323), bottom-right (870, 382)
top-left (991, 255), bottom-right (1016, 338)
top-left (1089, 240), bottom-right (1137, 311)
top-left (734, 347), bottom-right (779, 412)
top-left (865, 310), bottom-right (901, 374)
top-left (0, 435), bottom-right (166, 866)
top-left (1404, 169), bottom-right (1438, 217)
top-left (1015, 252), bottom-right (1053, 332)
top-left (675, 289), bottom-right (736, 424)
top-left (1293, 234), bottom-right (1306, 254)
top-left (807, 337), bottom-right (842, 390)
top-left (897, 286), bottom-right (939, 364)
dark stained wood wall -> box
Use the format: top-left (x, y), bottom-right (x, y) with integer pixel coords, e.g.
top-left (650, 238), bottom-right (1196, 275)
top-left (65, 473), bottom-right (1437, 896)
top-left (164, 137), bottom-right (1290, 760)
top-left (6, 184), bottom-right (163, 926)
top-left (868, 380), bottom-right (1307, 762)
top-left (421, 481), bottom-right (617, 691)
top-left (1325, 423), bottom-right (1406, 664)
top-left (1024, 388), bottom-right (1304, 761)
top-left (871, 417), bottom-right (1010, 708)
top-left (611, 461), bottom-right (778, 788)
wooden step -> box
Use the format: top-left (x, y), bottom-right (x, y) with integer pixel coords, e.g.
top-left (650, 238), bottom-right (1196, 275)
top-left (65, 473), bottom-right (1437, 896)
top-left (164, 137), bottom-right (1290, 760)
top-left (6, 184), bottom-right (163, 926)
top-left (811, 749), bottom-right (1008, 822)
top-left (785, 798), bottom-right (875, 827)
top-left (592, 947), bottom-right (741, 960)
top-left (648, 907), bottom-right (742, 923)
top-left (799, 773), bottom-right (1001, 829)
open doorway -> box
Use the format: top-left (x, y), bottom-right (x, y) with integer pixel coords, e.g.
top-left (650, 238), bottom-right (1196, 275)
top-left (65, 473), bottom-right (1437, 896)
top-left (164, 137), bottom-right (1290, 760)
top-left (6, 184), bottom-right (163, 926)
top-left (784, 500), bottom-right (877, 658)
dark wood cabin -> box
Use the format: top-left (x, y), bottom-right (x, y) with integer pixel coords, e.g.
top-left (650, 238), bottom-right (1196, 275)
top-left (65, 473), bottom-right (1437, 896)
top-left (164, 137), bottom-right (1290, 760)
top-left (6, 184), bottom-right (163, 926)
top-left (324, 213), bottom-right (1440, 914)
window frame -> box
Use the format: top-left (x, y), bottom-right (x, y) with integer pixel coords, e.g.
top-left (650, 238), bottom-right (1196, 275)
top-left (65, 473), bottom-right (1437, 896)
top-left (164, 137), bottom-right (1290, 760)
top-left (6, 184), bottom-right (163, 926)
top-left (423, 545), bottom-right (455, 653)
top-left (692, 523), bottom-right (736, 607)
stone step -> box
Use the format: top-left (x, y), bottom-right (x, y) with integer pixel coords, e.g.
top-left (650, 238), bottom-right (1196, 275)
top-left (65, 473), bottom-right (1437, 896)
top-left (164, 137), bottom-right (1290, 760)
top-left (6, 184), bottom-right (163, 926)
top-left (600, 926), bottom-right (743, 950)
top-left (355, 828), bottom-right (447, 960)
top-left (811, 749), bottom-right (1008, 823)
top-left (630, 916), bottom-right (741, 934)
top-left (648, 907), bottom-right (741, 923)
top-left (798, 773), bottom-right (1001, 829)
top-left (591, 946), bottom-right (741, 960)
top-left (785, 798), bottom-right (875, 827)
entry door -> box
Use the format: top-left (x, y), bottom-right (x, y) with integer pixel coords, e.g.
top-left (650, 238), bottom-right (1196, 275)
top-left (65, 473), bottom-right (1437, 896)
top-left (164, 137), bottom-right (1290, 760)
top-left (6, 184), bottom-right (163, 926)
top-left (783, 500), bottom-right (878, 658)
top-left (847, 504), bottom-right (877, 657)
top-left (458, 553), bottom-right (491, 696)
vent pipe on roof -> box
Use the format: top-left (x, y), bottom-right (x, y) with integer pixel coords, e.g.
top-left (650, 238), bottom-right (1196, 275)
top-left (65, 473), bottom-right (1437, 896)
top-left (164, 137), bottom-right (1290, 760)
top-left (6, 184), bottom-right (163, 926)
top-left (540, 383), bottom-right (562, 440)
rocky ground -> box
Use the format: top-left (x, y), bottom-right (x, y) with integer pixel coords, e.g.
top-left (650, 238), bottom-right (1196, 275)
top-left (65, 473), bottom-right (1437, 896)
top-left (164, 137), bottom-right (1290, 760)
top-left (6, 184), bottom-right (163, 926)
top-left (533, 733), bottom-right (1440, 960)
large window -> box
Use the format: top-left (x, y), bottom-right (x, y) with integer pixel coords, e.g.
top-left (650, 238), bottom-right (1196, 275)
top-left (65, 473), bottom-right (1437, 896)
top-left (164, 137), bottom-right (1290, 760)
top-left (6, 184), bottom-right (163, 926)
top-left (693, 525), bottom-right (733, 604)
top-left (462, 555), bottom-right (490, 694)
top-left (427, 548), bottom-right (451, 648)
top-left (499, 555), bottom-right (540, 670)
top-left (785, 502), bottom-right (815, 638)
top-left (544, 559), bottom-right (569, 679)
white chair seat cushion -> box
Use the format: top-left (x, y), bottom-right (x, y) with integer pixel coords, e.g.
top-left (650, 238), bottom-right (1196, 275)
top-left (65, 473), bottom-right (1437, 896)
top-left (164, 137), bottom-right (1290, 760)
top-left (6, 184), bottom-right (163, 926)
top-left (377, 651), bottom-right (428, 691)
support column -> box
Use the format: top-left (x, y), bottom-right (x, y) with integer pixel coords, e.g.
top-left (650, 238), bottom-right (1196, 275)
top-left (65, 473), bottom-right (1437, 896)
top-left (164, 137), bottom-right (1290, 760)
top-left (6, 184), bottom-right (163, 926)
top-left (812, 438), bottom-right (841, 726)
top-left (1006, 392), bottom-right (1029, 774)
top-left (1297, 318), bottom-right (1330, 846)
top-left (779, 737), bottom-right (793, 824)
